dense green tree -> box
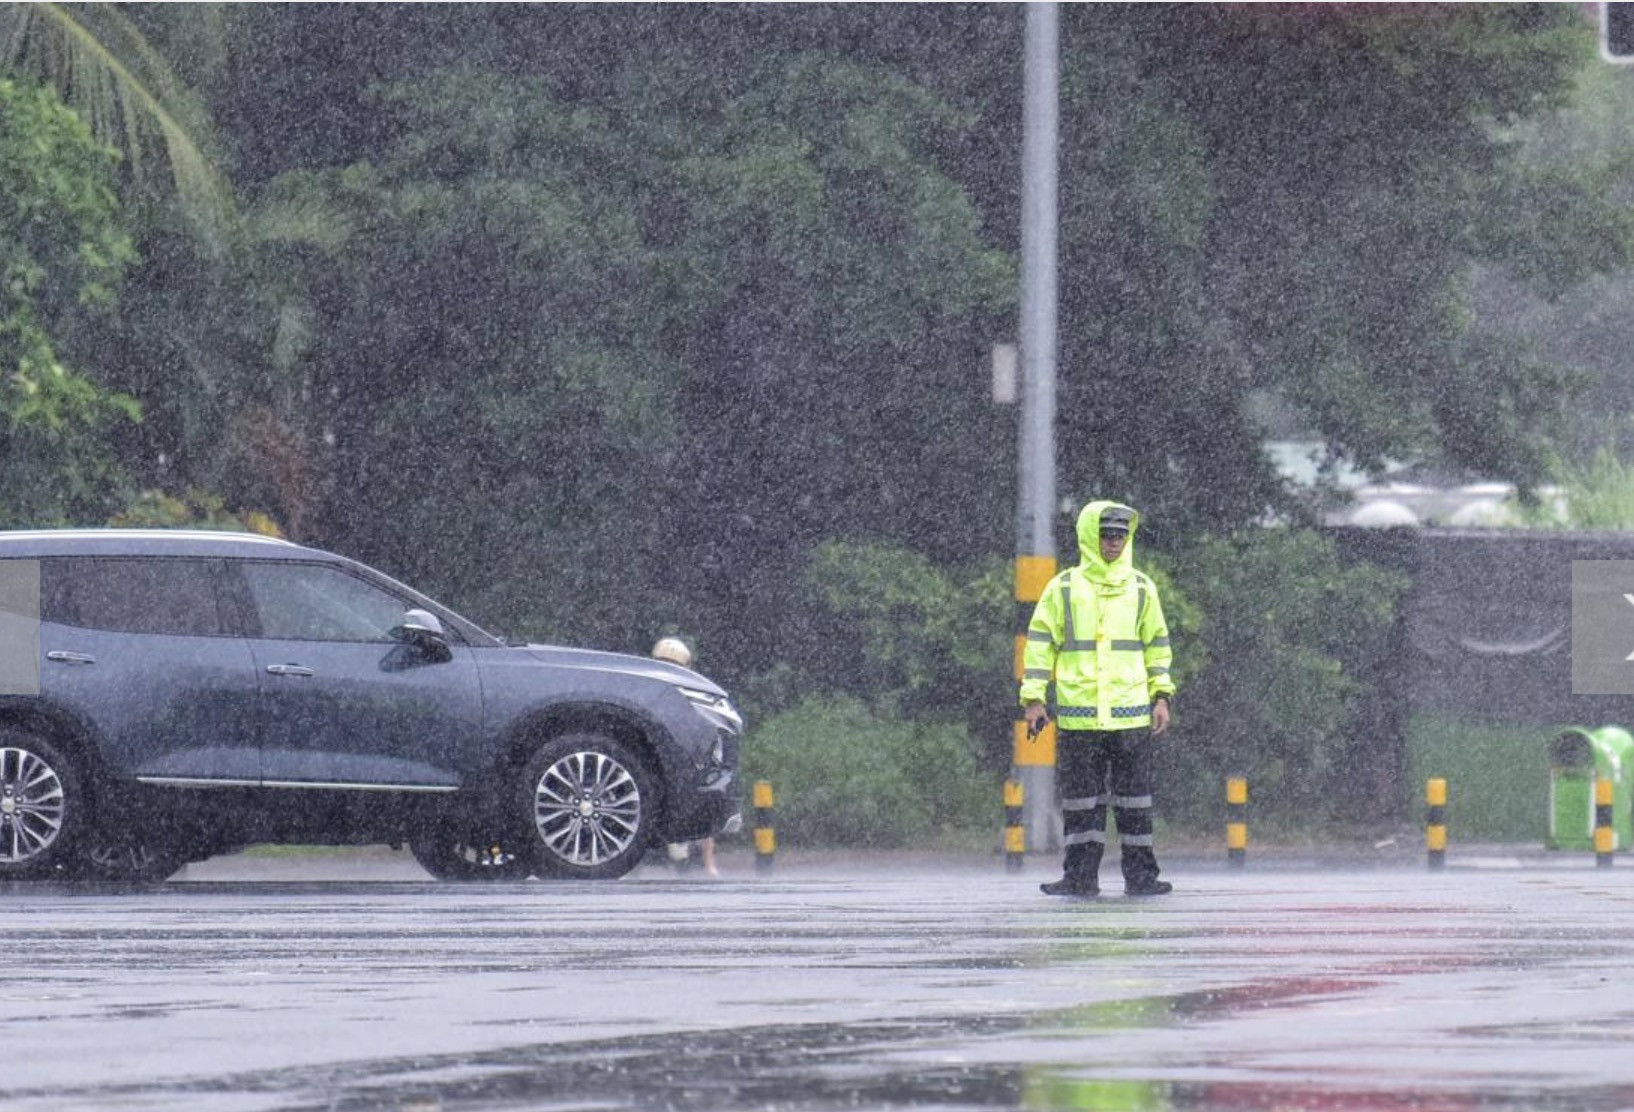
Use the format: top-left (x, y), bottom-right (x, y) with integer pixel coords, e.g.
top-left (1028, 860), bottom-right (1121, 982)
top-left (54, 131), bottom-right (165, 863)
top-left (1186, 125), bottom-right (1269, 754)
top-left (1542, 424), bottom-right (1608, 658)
top-left (1467, 58), bottom-right (1634, 465)
top-left (233, 38), bottom-right (1011, 653)
top-left (1043, 5), bottom-right (1620, 538)
top-left (0, 76), bottom-right (140, 524)
top-left (11, 6), bottom-right (1623, 550)
top-left (657, 54), bottom-right (1014, 680)
top-left (0, 3), bottom-right (314, 536)
top-left (236, 81), bottom-right (681, 641)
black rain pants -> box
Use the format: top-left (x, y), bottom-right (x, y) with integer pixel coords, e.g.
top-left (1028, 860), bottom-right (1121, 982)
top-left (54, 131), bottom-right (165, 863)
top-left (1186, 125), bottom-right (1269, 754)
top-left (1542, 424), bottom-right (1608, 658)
top-left (1056, 728), bottom-right (1161, 886)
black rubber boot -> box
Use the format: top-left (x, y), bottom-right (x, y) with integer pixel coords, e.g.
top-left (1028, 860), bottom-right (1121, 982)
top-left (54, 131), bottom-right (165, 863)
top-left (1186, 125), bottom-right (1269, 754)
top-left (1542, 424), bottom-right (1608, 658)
top-left (1120, 843), bottom-right (1167, 896)
top-left (1040, 876), bottom-right (1099, 897)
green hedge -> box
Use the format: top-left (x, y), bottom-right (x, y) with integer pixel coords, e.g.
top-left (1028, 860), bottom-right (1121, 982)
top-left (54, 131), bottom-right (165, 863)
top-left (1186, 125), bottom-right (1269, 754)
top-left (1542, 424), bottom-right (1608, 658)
top-left (740, 696), bottom-right (1000, 848)
top-left (1406, 714), bottom-right (1551, 842)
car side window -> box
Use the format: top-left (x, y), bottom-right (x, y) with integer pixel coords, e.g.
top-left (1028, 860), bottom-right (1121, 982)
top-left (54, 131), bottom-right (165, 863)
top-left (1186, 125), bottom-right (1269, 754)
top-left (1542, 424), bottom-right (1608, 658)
top-left (42, 558), bottom-right (226, 637)
top-left (240, 562), bottom-right (411, 643)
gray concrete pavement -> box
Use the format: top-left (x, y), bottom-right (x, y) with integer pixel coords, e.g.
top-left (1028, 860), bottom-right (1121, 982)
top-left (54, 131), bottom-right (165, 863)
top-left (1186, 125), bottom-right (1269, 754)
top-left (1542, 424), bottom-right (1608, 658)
top-left (1, 849), bottom-right (1632, 1110)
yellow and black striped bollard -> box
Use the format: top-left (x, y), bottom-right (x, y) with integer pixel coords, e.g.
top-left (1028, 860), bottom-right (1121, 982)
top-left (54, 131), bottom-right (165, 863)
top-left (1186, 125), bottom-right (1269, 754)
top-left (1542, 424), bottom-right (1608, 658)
top-left (1426, 778), bottom-right (1447, 870)
top-left (753, 780), bottom-right (776, 873)
top-left (1596, 778), bottom-right (1616, 868)
top-left (1004, 779), bottom-right (1025, 872)
top-left (1226, 776), bottom-right (1248, 868)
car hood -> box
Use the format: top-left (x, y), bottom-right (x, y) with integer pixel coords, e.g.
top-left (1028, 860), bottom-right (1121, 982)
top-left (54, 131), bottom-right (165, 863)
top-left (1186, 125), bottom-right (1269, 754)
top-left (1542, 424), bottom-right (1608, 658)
top-left (516, 642), bottom-right (728, 697)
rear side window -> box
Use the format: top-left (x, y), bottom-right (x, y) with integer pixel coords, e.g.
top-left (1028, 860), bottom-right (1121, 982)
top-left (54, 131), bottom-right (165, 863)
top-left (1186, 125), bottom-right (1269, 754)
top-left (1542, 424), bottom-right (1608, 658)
top-left (42, 558), bottom-right (226, 637)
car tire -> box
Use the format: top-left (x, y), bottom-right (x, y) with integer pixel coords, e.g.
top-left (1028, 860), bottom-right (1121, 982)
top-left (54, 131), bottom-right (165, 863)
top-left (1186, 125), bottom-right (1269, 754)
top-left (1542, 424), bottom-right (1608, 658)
top-left (0, 729), bottom-right (85, 879)
top-left (519, 732), bottom-right (656, 880)
top-left (409, 834), bottom-right (533, 881)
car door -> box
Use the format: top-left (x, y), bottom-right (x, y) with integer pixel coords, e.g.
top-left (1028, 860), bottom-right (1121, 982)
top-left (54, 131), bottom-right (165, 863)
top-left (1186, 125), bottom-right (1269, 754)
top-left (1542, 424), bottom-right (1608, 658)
top-left (38, 556), bottom-right (262, 782)
top-left (230, 559), bottom-right (483, 789)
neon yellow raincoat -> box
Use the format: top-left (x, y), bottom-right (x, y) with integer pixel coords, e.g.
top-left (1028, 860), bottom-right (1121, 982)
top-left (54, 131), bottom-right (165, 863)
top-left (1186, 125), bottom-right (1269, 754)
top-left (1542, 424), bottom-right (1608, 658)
top-left (1019, 500), bottom-right (1175, 731)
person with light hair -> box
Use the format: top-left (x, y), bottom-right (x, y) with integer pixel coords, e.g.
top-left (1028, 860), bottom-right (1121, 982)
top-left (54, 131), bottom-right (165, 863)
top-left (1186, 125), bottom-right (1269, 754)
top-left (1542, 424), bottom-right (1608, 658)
top-left (652, 637), bottom-right (720, 877)
top-left (652, 637), bottom-right (692, 668)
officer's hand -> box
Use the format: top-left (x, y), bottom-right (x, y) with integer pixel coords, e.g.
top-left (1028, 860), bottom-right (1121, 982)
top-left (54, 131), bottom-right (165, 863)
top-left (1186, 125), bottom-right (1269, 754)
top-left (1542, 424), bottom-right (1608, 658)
top-left (1151, 699), bottom-right (1171, 736)
top-left (1024, 702), bottom-right (1049, 737)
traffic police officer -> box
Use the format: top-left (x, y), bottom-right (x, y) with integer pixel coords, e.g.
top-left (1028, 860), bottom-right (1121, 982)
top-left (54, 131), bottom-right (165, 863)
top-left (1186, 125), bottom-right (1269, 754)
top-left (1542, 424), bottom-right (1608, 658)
top-left (1020, 500), bottom-right (1176, 896)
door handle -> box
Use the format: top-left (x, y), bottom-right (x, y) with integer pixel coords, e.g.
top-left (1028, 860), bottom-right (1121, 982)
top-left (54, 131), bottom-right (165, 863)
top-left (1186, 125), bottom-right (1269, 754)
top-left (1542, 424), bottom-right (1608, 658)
top-left (265, 663), bottom-right (315, 677)
top-left (45, 651), bottom-right (96, 665)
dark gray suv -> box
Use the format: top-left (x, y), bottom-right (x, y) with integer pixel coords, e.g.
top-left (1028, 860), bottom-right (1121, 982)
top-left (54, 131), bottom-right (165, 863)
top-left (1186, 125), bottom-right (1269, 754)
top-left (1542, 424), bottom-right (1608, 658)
top-left (0, 530), bottom-right (741, 882)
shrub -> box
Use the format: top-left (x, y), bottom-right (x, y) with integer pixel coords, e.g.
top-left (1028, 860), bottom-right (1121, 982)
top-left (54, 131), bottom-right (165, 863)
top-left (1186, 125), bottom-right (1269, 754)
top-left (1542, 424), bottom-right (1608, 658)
top-left (110, 488), bottom-right (283, 535)
top-left (741, 695), bottom-right (999, 848)
top-left (1162, 526), bottom-right (1406, 831)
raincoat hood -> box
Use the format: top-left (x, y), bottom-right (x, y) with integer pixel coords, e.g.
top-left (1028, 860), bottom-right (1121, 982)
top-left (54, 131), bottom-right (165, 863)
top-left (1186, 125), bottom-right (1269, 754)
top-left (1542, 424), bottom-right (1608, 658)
top-left (1075, 499), bottom-right (1140, 585)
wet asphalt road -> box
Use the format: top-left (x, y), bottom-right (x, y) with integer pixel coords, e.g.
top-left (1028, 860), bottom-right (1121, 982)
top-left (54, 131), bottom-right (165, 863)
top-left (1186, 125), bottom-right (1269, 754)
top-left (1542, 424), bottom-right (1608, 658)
top-left (3, 847), bottom-right (1634, 1111)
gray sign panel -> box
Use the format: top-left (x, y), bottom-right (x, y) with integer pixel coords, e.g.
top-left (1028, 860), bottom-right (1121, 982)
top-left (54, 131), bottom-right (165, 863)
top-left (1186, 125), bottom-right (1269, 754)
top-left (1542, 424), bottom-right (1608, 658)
top-left (1571, 560), bottom-right (1634, 694)
top-left (0, 559), bottom-right (39, 696)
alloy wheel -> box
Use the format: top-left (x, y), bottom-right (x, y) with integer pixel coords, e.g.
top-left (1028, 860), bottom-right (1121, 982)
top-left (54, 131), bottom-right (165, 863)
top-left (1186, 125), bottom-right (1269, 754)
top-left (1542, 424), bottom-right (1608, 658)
top-left (0, 746), bottom-right (66, 864)
top-left (531, 749), bottom-right (643, 867)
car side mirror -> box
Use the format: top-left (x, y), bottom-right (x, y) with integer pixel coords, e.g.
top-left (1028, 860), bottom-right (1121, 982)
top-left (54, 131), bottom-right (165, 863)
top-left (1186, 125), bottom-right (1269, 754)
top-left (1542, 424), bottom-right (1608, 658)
top-left (391, 609), bottom-right (452, 663)
top-left (401, 609), bottom-right (445, 638)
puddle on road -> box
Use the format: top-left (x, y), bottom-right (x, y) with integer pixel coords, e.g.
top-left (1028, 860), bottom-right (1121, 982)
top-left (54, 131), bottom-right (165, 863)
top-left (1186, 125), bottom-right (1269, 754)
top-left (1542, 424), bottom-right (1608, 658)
top-left (18, 993), bottom-right (1634, 1112)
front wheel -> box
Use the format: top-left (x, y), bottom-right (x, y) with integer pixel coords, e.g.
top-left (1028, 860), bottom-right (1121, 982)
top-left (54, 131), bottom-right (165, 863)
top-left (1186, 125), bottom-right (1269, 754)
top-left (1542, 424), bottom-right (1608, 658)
top-left (518, 732), bottom-right (656, 880)
top-left (0, 730), bottom-right (84, 879)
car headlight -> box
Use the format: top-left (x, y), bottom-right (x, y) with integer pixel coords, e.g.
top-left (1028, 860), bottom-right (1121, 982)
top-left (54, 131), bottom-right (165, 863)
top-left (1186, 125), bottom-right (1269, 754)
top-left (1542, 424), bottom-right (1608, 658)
top-left (678, 686), bottom-right (743, 731)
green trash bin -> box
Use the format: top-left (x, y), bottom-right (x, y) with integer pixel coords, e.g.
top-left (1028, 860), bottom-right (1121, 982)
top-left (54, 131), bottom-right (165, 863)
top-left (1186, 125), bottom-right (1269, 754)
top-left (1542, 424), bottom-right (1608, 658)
top-left (1547, 726), bottom-right (1634, 851)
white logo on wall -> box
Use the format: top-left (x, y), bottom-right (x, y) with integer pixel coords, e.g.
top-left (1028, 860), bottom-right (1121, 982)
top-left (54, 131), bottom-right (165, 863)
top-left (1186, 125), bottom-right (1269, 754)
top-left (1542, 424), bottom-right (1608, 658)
top-left (1571, 562), bottom-right (1634, 695)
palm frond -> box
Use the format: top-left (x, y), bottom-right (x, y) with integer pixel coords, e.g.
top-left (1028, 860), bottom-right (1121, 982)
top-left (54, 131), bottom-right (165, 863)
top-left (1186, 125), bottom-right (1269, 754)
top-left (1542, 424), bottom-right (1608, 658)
top-left (245, 187), bottom-right (359, 255)
top-left (0, 2), bottom-right (234, 248)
